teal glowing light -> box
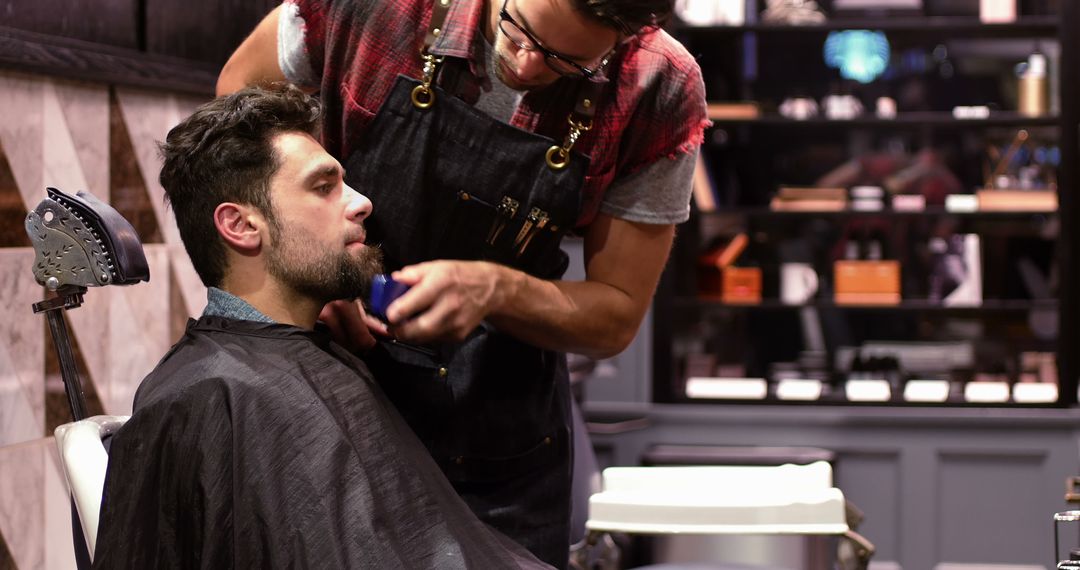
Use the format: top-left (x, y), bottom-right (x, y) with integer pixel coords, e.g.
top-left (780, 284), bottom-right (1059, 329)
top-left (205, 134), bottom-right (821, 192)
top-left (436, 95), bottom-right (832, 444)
top-left (824, 30), bottom-right (890, 84)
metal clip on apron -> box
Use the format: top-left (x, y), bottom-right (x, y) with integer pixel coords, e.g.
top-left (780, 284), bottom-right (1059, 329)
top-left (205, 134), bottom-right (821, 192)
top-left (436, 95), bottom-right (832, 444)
top-left (545, 98), bottom-right (595, 171)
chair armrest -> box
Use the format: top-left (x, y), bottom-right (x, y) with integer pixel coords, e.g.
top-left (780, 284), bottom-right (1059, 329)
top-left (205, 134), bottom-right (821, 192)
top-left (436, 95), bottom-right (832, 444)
top-left (54, 415), bottom-right (129, 560)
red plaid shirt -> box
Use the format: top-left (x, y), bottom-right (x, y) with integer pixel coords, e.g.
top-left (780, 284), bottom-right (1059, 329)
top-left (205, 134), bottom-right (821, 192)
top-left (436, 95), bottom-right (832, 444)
top-left (291, 0), bottom-right (709, 228)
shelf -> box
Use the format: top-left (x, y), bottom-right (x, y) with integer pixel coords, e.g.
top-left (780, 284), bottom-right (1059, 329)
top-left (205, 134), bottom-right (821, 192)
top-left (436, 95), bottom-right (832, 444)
top-left (674, 298), bottom-right (1057, 312)
top-left (669, 393), bottom-right (1062, 408)
top-left (696, 207), bottom-right (1058, 219)
top-left (654, 5), bottom-right (1079, 408)
top-left (678, 16), bottom-right (1059, 38)
top-left (707, 112), bottom-right (1061, 129)
top-left (585, 401), bottom-right (1080, 427)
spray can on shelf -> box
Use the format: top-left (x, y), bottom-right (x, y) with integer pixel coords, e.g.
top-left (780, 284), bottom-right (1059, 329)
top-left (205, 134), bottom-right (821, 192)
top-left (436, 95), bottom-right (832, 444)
top-left (1018, 52), bottom-right (1048, 117)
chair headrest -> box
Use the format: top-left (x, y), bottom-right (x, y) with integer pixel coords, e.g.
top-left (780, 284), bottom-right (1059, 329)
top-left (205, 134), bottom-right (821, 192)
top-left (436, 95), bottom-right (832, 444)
top-left (25, 187), bottom-right (150, 289)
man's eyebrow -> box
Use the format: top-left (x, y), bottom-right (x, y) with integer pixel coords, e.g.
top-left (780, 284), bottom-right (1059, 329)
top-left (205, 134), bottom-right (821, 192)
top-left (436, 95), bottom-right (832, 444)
top-left (515, 7), bottom-right (594, 61)
top-left (302, 164), bottom-right (342, 184)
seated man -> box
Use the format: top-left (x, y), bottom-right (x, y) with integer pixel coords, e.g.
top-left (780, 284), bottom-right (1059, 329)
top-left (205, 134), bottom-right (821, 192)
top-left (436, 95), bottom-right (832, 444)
top-left (92, 84), bottom-right (548, 569)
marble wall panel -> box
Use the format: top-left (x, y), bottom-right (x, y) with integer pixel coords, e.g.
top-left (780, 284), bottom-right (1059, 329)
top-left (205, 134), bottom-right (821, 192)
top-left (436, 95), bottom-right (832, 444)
top-left (0, 343), bottom-right (40, 450)
top-left (54, 80), bottom-right (110, 199)
top-left (1, 529), bottom-right (14, 569)
top-left (0, 71), bottom-right (44, 209)
top-left (0, 249), bottom-right (44, 447)
top-left (42, 445), bottom-right (75, 570)
top-left (0, 440), bottom-right (45, 570)
top-left (63, 284), bottom-right (112, 407)
top-left (109, 91), bottom-right (162, 244)
top-left (170, 242), bottom-right (208, 318)
top-left (113, 87), bottom-right (181, 241)
top-left (42, 81), bottom-right (91, 201)
top-left (0, 144), bottom-right (31, 249)
top-left (103, 245), bottom-right (173, 415)
top-left (43, 321), bottom-right (107, 435)
top-left (115, 87), bottom-right (208, 318)
top-left (0, 439), bottom-right (75, 570)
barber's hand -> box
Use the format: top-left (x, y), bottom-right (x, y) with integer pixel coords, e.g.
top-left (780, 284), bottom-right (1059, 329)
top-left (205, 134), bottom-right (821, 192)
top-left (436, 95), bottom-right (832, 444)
top-left (386, 260), bottom-right (502, 344)
top-left (318, 299), bottom-right (389, 352)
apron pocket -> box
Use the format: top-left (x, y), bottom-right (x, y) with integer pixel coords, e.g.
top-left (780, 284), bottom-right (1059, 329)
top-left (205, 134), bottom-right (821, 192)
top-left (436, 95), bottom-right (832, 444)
top-left (367, 341), bottom-right (453, 445)
top-left (440, 429), bottom-right (566, 484)
top-left (437, 190), bottom-right (571, 277)
top-left (437, 190), bottom-right (501, 261)
top-left (511, 220), bottom-right (569, 279)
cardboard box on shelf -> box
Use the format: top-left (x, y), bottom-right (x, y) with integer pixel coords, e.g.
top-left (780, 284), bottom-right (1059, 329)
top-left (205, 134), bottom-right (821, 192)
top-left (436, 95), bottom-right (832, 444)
top-left (697, 233), bottom-right (761, 303)
top-left (976, 189), bottom-right (1057, 212)
top-left (834, 260), bottom-right (901, 305)
top-left (706, 102), bottom-right (760, 120)
top-left (722, 267), bottom-right (762, 304)
top-left (771, 186), bottom-right (848, 211)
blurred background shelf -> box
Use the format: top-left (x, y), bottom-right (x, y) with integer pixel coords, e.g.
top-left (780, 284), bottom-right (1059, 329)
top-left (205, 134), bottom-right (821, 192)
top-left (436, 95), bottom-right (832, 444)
top-left (708, 112), bottom-right (1061, 128)
top-left (680, 16), bottom-right (1059, 38)
top-left (672, 297), bottom-right (1057, 312)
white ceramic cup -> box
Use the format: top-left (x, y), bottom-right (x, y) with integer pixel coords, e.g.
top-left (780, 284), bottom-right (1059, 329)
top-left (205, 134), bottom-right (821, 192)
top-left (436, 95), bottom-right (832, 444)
top-left (781, 263), bottom-right (819, 305)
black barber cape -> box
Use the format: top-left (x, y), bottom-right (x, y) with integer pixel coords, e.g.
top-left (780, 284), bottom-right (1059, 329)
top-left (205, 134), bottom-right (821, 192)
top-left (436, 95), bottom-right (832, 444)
top-left (92, 316), bottom-right (548, 569)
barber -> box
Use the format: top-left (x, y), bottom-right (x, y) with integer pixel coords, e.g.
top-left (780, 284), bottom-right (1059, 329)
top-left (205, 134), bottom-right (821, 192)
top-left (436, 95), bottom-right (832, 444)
top-left (218, 0), bottom-right (706, 566)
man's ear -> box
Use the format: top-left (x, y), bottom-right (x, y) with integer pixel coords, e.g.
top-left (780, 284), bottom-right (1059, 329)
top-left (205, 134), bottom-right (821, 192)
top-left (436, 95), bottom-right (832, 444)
top-left (213, 202), bottom-right (265, 252)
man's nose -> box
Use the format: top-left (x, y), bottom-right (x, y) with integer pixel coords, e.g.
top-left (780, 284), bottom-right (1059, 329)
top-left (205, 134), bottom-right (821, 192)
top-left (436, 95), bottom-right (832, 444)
top-left (344, 183), bottom-right (373, 221)
top-left (512, 47), bottom-right (548, 80)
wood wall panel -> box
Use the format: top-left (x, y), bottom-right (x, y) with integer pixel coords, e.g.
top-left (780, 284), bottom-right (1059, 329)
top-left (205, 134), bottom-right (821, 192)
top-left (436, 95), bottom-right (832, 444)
top-left (0, 26), bottom-right (219, 96)
top-left (0, 0), bottom-right (139, 49)
top-left (1, 0), bottom-right (279, 94)
top-left (145, 0), bottom-right (278, 64)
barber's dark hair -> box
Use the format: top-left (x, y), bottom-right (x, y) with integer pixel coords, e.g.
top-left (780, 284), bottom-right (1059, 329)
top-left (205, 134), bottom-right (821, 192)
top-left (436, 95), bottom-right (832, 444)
top-left (158, 83), bottom-right (321, 287)
top-left (572, 0), bottom-right (673, 35)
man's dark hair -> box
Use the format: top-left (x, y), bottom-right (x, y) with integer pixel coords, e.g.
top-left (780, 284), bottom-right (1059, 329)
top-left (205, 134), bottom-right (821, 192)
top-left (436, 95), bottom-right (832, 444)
top-left (158, 84), bottom-right (322, 288)
top-left (572, 0), bottom-right (673, 35)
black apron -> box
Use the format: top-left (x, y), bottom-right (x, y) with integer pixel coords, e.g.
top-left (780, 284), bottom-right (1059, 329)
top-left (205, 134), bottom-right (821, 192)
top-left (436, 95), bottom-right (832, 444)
top-left (342, 48), bottom-right (595, 567)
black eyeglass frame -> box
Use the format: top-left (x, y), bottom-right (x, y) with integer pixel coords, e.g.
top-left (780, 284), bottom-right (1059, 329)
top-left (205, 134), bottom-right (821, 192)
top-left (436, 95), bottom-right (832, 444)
top-left (497, 0), bottom-right (614, 80)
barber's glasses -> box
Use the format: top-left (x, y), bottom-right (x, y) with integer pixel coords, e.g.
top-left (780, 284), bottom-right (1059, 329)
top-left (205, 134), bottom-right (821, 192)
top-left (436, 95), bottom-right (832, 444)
top-left (498, 0), bottom-right (613, 79)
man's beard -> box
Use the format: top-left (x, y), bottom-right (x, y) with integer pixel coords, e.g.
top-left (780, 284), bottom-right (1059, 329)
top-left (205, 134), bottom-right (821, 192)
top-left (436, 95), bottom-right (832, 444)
top-left (492, 52), bottom-right (526, 91)
top-left (490, 33), bottom-right (538, 92)
top-left (265, 220), bottom-right (384, 304)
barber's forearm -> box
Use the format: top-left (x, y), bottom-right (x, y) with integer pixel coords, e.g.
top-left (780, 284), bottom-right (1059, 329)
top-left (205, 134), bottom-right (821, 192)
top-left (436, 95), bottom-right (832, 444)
top-left (387, 216), bottom-right (672, 354)
top-left (486, 266), bottom-right (645, 359)
top-left (216, 6), bottom-right (287, 96)
top-left (487, 216), bottom-right (675, 358)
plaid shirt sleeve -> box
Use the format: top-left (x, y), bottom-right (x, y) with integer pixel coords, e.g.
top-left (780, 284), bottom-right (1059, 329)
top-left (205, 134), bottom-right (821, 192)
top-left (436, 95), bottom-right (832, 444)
top-left (567, 29), bottom-right (710, 227)
top-left (612, 31), bottom-right (710, 177)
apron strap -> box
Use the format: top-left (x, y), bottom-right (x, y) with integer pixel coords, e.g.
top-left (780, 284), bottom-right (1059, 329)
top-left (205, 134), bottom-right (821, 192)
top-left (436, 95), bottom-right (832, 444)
top-left (545, 79), bottom-right (603, 171)
top-left (412, 0), bottom-right (454, 109)
top-left (417, 0), bottom-right (601, 172)
top-left (425, 0), bottom-right (453, 49)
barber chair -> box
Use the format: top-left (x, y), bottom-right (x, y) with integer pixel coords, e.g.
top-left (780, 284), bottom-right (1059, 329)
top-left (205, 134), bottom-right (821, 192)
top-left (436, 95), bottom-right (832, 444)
top-left (53, 415), bottom-right (129, 561)
top-left (570, 460), bottom-right (874, 570)
top-left (26, 187), bottom-right (149, 567)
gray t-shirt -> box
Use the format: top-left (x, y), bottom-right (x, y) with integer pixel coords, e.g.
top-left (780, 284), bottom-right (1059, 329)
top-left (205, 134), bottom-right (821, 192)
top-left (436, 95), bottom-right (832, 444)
top-left (278, 2), bottom-right (695, 224)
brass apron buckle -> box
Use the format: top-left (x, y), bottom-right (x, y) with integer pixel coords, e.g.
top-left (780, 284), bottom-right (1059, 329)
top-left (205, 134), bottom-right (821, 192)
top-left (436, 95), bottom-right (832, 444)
top-left (546, 116), bottom-right (593, 171)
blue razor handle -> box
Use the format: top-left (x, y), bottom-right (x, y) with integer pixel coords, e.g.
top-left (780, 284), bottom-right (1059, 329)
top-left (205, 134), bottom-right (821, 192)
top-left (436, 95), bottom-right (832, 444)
top-left (369, 274), bottom-right (410, 320)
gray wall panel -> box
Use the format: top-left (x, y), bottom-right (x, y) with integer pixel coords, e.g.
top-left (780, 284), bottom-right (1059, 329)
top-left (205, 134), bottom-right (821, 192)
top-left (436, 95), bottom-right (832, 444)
top-left (937, 451), bottom-right (1052, 564)
top-left (835, 452), bottom-right (902, 562)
